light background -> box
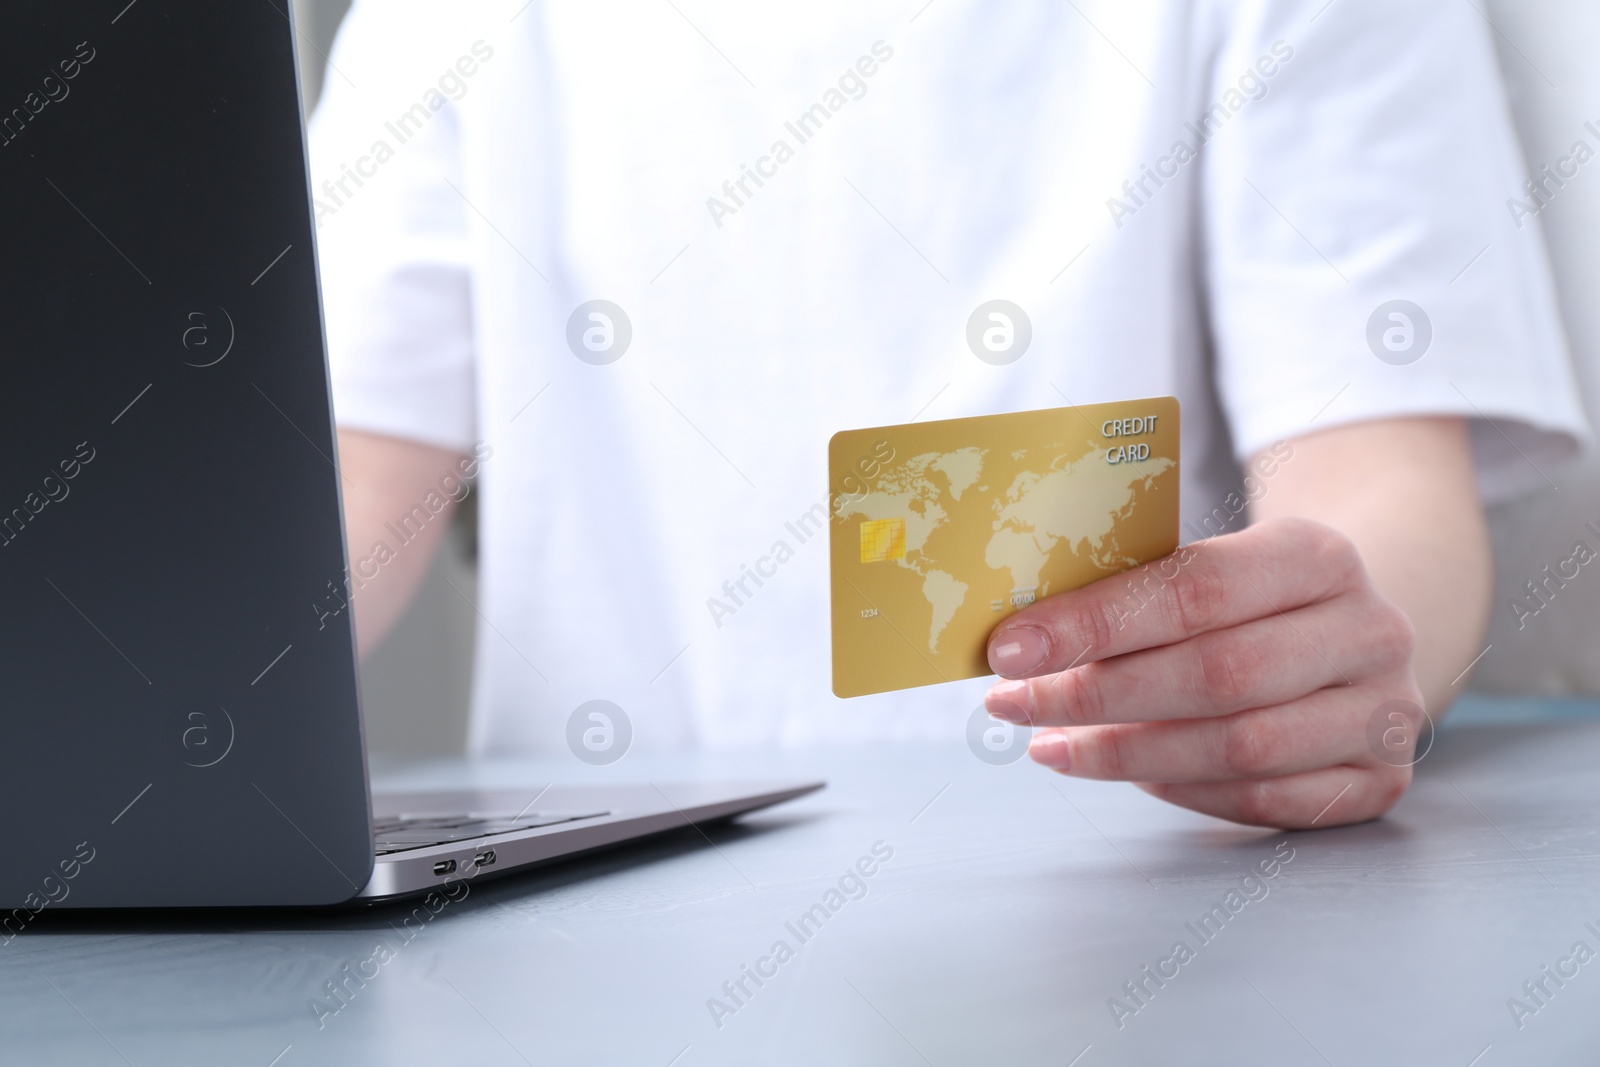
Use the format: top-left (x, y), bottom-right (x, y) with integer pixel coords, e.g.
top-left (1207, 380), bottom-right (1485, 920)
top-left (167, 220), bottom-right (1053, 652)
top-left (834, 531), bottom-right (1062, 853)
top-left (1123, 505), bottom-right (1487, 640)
top-left (293, 0), bottom-right (477, 762)
top-left (289, 0), bottom-right (1600, 760)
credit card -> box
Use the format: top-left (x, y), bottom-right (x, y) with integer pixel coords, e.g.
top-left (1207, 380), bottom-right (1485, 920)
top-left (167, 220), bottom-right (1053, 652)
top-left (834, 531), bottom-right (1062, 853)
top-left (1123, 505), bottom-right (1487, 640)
top-left (829, 398), bottom-right (1180, 698)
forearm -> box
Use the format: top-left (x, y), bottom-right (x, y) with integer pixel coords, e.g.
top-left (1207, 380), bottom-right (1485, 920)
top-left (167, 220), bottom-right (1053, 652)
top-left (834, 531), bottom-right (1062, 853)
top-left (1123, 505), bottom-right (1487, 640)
top-left (337, 428), bottom-right (467, 658)
top-left (1248, 416), bottom-right (1491, 715)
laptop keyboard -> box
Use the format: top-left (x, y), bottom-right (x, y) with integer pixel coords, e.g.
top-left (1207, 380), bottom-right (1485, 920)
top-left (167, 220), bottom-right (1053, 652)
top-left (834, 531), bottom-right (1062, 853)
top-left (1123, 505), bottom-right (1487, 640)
top-left (373, 812), bottom-right (608, 855)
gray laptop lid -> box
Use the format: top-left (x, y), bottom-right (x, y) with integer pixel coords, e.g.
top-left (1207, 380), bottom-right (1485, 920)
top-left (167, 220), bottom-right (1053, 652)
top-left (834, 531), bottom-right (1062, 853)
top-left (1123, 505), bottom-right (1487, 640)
top-left (0, 1), bottom-right (372, 906)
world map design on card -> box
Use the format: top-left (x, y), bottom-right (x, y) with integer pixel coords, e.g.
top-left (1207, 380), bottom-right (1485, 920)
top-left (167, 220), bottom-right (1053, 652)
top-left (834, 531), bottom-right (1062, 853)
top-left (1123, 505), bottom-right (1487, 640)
top-left (829, 398), bottom-right (1180, 698)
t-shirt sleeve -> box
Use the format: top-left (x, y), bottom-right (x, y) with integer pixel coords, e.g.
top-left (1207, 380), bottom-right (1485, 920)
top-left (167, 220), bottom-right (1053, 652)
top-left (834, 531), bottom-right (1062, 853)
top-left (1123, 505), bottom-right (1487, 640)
top-left (308, 1), bottom-right (477, 454)
top-left (1203, 0), bottom-right (1591, 502)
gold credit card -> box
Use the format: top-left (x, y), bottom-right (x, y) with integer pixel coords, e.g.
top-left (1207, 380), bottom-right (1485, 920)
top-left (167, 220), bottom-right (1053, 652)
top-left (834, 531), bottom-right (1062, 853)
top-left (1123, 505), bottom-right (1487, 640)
top-left (829, 398), bottom-right (1180, 698)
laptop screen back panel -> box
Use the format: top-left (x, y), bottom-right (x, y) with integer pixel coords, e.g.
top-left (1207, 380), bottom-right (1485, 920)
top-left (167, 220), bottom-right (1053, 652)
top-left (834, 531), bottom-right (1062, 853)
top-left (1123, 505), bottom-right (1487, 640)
top-left (0, 1), bottom-right (372, 906)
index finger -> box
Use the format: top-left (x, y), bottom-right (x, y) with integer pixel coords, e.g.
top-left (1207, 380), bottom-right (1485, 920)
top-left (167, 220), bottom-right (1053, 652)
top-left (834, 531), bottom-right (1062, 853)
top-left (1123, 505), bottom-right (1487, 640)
top-left (985, 518), bottom-right (1362, 679)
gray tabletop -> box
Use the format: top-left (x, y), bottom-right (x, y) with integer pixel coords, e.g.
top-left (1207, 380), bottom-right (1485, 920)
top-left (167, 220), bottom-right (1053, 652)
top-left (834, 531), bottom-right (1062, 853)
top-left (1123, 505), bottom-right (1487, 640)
top-left (6, 697), bottom-right (1600, 1066)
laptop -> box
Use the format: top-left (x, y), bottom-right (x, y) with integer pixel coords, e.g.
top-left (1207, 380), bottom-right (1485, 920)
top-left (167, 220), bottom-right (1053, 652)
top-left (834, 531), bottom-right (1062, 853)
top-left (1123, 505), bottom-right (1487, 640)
top-left (0, 0), bottom-right (819, 909)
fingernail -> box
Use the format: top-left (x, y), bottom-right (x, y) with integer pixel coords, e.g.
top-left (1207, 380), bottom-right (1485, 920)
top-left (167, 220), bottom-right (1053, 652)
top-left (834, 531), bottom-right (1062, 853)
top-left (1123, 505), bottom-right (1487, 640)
top-left (990, 626), bottom-right (1049, 677)
top-left (1030, 732), bottom-right (1071, 770)
top-left (985, 680), bottom-right (1034, 724)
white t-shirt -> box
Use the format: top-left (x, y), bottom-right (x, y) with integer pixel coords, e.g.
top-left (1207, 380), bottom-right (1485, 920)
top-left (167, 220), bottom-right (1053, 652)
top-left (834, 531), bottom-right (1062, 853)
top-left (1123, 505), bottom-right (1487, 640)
top-left (309, 0), bottom-right (1588, 754)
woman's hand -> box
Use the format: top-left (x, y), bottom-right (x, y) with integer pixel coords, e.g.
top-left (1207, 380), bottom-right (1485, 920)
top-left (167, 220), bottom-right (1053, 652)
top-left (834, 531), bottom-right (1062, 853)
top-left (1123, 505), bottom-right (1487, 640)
top-left (984, 517), bottom-right (1425, 829)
